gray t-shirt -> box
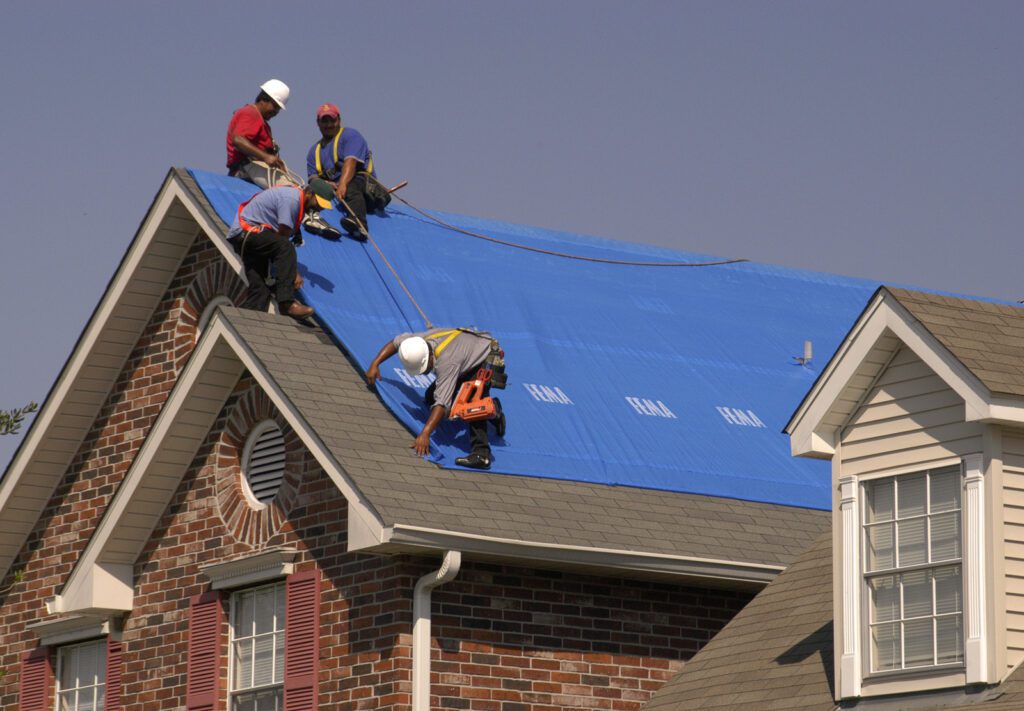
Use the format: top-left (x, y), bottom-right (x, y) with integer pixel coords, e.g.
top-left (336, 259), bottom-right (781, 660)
top-left (394, 328), bottom-right (493, 410)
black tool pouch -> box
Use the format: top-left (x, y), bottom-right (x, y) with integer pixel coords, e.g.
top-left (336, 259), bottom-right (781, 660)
top-left (365, 174), bottom-right (393, 212)
top-left (486, 341), bottom-right (507, 389)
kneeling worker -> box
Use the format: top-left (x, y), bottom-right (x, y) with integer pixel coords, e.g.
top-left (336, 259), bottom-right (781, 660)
top-left (366, 328), bottom-right (505, 469)
top-left (226, 181), bottom-right (335, 318)
top-left (306, 102), bottom-right (390, 239)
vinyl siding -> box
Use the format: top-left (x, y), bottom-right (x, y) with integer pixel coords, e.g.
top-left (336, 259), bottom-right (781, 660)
top-left (840, 347), bottom-right (981, 477)
top-left (1000, 432), bottom-right (1024, 670)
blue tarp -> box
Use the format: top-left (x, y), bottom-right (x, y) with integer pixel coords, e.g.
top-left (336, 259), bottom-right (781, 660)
top-left (190, 169), bottom-right (884, 511)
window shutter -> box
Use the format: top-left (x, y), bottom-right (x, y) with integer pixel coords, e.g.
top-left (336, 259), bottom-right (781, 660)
top-left (187, 591), bottom-right (224, 711)
top-left (106, 638), bottom-right (123, 711)
top-left (284, 569), bottom-right (321, 711)
top-left (18, 646), bottom-right (53, 711)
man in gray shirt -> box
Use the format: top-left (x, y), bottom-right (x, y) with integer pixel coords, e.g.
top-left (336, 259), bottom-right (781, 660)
top-left (365, 327), bottom-right (504, 469)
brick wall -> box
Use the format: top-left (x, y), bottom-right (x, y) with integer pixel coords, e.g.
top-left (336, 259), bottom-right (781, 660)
top-left (0, 236), bottom-right (243, 708)
top-left (121, 374), bottom-right (751, 710)
top-left (0, 231), bottom-right (753, 711)
top-left (425, 564), bottom-right (750, 711)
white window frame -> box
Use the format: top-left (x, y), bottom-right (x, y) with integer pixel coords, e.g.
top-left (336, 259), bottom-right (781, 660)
top-left (860, 465), bottom-right (964, 676)
top-left (55, 638), bottom-right (107, 711)
top-left (228, 582), bottom-right (286, 711)
top-left (838, 454), bottom-right (988, 699)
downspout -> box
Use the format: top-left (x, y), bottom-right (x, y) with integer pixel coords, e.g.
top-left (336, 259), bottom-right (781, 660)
top-left (413, 550), bottom-right (462, 711)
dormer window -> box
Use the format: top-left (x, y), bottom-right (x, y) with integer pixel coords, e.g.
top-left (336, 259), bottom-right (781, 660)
top-left (864, 466), bottom-right (963, 673)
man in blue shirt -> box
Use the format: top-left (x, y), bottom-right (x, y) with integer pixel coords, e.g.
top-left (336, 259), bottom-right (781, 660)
top-left (227, 182), bottom-right (333, 318)
top-left (306, 103), bottom-right (390, 239)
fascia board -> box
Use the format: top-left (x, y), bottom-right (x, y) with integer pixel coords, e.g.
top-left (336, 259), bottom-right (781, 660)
top-left (982, 399), bottom-right (1024, 424)
top-left (58, 321), bottom-right (245, 612)
top-left (788, 294), bottom-right (888, 457)
top-left (58, 317), bottom-right (387, 614)
top-left (787, 292), bottom-right (886, 437)
top-left (167, 171), bottom-right (243, 277)
top-left (0, 172), bottom-right (204, 580)
top-left (374, 524), bottom-right (783, 587)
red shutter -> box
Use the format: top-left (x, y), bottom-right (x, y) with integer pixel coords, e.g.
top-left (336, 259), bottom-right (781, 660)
top-left (19, 646), bottom-right (53, 711)
top-left (106, 638), bottom-right (123, 711)
top-left (284, 570), bottom-right (321, 711)
top-left (187, 591), bottom-right (224, 711)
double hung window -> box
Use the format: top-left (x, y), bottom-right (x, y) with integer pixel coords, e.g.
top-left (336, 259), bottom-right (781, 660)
top-left (57, 639), bottom-right (106, 711)
top-left (863, 465), bottom-right (963, 673)
top-left (230, 583), bottom-right (286, 711)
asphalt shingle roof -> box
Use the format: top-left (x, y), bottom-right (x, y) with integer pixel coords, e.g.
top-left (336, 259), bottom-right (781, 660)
top-left (887, 287), bottom-right (1024, 398)
top-left (643, 531), bottom-right (836, 710)
top-left (221, 306), bottom-right (828, 566)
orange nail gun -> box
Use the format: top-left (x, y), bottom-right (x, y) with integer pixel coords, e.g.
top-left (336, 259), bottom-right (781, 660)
top-left (450, 368), bottom-right (499, 422)
top-left (450, 344), bottom-right (506, 422)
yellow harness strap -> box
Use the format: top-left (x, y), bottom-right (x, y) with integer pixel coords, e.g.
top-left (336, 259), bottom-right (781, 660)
top-left (431, 329), bottom-right (462, 357)
top-left (314, 126), bottom-right (374, 177)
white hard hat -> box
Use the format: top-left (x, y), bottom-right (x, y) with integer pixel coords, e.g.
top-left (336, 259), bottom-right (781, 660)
top-left (398, 337), bottom-right (431, 375)
top-left (259, 79), bottom-right (290, 110)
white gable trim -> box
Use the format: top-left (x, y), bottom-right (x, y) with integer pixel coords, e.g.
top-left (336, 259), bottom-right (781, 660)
top-left (0, 170), bottom-right (249, 581)
top-left (787, 290), bottom-right (1024, 458)
top-left (54, 314), bottom-right (386, 614)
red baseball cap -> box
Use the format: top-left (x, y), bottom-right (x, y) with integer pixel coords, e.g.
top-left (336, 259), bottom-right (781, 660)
top-left (316, 103), bottom-right (340, 119)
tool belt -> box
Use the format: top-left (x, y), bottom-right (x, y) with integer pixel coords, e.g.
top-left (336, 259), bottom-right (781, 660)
top-left (364, 174), bottom-right (393, 212)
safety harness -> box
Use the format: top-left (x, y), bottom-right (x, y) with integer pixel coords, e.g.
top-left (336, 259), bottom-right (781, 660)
top-left (235, 187), bottom-right (305, 237)
top-left (233, 187), bottom-right (305, 280)
top-left (314, 127), bottom-right (375, 179)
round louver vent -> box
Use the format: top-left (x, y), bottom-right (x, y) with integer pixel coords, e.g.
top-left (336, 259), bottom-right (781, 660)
top-left (242, 421), bottom-right (286, 506)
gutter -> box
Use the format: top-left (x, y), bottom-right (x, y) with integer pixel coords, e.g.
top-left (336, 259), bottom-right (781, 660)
top-left (376, 524), bottom-right (781, 587)
top-left (413, 550), bottom-right (462, 711)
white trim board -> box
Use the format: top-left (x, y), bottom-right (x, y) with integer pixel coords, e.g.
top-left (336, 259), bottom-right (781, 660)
top-left (55, 313), bottom-right (386, 614)
top-left (0, 170), bottom-right (245, 582)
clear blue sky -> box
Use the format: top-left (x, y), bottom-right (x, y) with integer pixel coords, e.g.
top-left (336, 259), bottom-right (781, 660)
top-left (2, 1), bottom-right (1022, 467)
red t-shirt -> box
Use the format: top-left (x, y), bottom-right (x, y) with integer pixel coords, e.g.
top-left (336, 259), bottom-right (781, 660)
top-left (226, 104), bottom-right (275, 169)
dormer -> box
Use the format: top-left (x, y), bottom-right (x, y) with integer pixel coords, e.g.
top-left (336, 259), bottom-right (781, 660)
top-left (787, 287), bottom-right (1024, 701)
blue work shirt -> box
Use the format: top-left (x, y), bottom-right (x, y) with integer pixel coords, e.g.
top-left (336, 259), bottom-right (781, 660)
top-left (306, 127), bottom-right (376, 181)
top-left (226, 186), bottom-right (303, 239)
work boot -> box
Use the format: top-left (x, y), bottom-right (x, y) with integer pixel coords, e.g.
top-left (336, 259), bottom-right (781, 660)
top-left (340, 215), bottom-right (368, 241)
top-left (302, 211), bottom-right (340, 240)
top-left (281, 301), bottom-right (314, 319)
top-left (455, 452), bottom-right (492, 470)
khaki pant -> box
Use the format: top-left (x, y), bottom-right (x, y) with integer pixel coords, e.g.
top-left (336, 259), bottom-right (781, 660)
top-left (231, 159), bottom-right (302, 189)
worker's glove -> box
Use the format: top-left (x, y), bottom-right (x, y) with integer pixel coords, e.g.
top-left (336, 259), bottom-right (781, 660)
top-left (291, 231), bottom-right (304, 246)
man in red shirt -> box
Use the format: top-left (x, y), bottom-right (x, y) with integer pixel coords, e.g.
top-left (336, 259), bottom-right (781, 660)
top-left (226, 79), bottom-right (292, 187)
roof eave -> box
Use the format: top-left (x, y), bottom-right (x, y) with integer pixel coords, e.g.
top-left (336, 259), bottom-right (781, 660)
top-left (371, 523), bottom-right (782, 589)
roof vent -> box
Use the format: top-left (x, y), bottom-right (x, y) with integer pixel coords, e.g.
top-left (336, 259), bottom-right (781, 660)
top-left (241, 421), bottom-right (286, 506)
top-left (793, 340), bottom-right (813, 366)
